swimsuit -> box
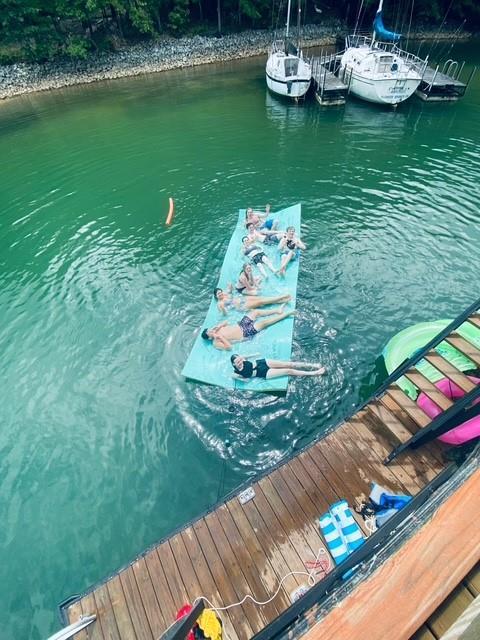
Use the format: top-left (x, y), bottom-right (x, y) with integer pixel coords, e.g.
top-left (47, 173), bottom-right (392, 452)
top-left (238, 316), bottom-right (258, 339)
top-left (245, 244), bottom-right (265, 265)
top-left (285, 238), bottom-right (300, 260)
top-left (251, 252), bottom-right (266, 265)
top-left (260, 219), bottom-right (274, 230)
top-left (234, 358), bottom-right (269, 379)
top-left (236, 286), bottom-right (246, 294)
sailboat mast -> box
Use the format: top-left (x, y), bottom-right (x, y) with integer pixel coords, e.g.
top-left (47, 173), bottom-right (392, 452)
top-left (286, 0), bottom-right (292, 39)
top-left (297, 0), bottom-right (302, 52)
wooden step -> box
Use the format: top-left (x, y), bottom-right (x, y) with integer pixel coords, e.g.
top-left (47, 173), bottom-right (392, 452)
top-left (403, 369), bottom-right (453, 411)
top-left (445, 334), bottom-right (480, 367)
top-left (467, 314), bottom-right (480, 330)
top-left (423, 352), bottom-right (477, 393)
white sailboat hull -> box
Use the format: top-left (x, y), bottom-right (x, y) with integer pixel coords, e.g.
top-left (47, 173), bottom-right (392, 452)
top-left (342, 69), bottom-right (421, 104)
top-left (266, 73), bottom-right (311, 98)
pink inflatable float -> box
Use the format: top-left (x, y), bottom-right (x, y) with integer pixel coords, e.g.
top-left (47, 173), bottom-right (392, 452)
top-left (417, 376), bottom-right (480, 445)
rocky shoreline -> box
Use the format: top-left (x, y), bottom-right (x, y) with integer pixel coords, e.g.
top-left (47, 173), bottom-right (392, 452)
top-left (0, 24), bottom-right (473, 101)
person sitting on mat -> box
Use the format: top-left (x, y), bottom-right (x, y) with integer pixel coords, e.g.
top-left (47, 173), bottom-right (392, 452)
top-left (214, 288), bottom-right (290, 315)
top-left (201, 305), bottom-right (295, 350)
top-left (235, 263), bottom-right (261, 295)
top-left (241, 237), bottom-right (276, 278)
top-left (277, 226), bottom-right (306, 276)
top-left (231, 354), bottom-right (326, 379)
top-left (245, 204), bottom-right (279, 232)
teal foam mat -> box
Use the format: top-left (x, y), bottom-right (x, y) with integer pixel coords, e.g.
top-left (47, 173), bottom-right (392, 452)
top-left (181, 203), bottom-right (302, 392)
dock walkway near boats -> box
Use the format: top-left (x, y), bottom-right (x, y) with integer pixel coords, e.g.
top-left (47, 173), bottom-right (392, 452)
top-left (310, 56), bottom-right (348, 106)
top-left (61, 304), bottom-right (480, 640)
top-left (416, 64), bottom-right (472, 101)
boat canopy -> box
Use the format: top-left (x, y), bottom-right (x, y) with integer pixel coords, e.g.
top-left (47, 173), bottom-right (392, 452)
top-left (373, 1), bottom-right (401, 42)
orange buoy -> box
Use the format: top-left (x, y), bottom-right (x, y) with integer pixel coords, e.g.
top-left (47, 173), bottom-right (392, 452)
top-left (165, 197), bottom-right (175, 225)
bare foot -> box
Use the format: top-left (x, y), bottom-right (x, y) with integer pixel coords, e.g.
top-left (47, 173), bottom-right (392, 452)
top-left (314, 367), bottom-right (326, 375)
top-left (277, 303), bottom-right (287, 315)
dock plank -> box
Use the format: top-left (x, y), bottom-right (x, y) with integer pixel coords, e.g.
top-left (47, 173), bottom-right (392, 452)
top-left (445, 334), bottom-right (480, 367)
top-left (180, 528), bottom-right (239, 640)
top-left (143, 548), bottom-right (177, 629)
top-left (215, 504), bottom-right (281, 620)
top-left (193, 518), bottom-right (255, 638)
top-left (380, 392), bottom-right (445, 469)
top-left (361, 406), bottom-right (439, 485)
top-left (156, 540), bottom-right (191, 614)
top-left (248, 484), bottom-right (304, 586)
top-left (225, 499), bottom-right (291, 612)
top-left (305, 444), bottom-right (367, 535)
top-left (403, 369), bottom-right (453, 411)
top-left (236, 495), bottom-right (303, 597)
top-left (329, 424), bottom-right (412, 495)
top-left (262, 472), bottom-right (325, 561)
top-left (385, 387), bottom-right (431, 429)
top-left (94, 583), bottom-right (121, 640)
top-left (66, 599), bottom-right (89, 640)
top-left (424, 351), bottom-right (477, 393)
top-left (80, 593), bottom-right (104, 640)
top-left (203, 510), bottom-right (267, 632)
top-left (287, 456), bottom-right (332, 514)
top-left (119, 568), bottom-right (153, 640)
top-left (346, 413), bottom-right (422, 493)
top-left (169, 534), bottom-right (204, 603)
top-left (130, 557), bottom-right (165, 636)
top-left (105, 575), bottom-right (136, 640)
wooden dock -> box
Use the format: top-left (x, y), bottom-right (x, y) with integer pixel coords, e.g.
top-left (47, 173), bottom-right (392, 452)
top-left (62, 309), bottom-right (480, 640)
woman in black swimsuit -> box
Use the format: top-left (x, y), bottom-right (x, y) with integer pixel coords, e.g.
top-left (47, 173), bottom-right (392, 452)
top-left (231, 354), bottom-right (325, 380)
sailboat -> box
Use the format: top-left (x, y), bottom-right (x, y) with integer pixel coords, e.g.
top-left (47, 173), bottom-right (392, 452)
top-left (339, 0), bottom-right (428, 106)
top-left (265, 0), bottom-right (312, 99)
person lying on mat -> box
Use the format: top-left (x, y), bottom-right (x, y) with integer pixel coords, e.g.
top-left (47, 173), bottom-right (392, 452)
top-left (245, 204), bottom-right (279, 232)
top-left (231, 354), bottom-right (326, 379)
top-left (214, 288), bottom-right (290, 315)
top-left (201, 306), bottom-right (295, 350)
top-left (246, 222), bottom-right (281, 245)
top-left (278, 226), bottom-right (306, 276)
top-left (234, 263), bottom-right (261, 295)
top-left (241, 237), bottom-right (276, 278)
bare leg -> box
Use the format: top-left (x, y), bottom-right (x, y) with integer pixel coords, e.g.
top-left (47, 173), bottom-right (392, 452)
top-left (256, 262), bottom-right (268, 279)
top-left (278, 251), bottom-right (294, 276)
top-left (254, 310), bottom-right (295, 332)
top-left (266, 367), bottom-right (325, 378)
top-left (245, 294), bottom-right (291, 310)
top-left (266, 359), bottom-right (324, 371)
top-left (249, 306), bottom-right (285, 320)
top-left (262, 255), bottom-right (277, 273)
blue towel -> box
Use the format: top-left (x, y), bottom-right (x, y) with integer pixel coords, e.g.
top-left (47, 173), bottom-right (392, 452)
top-left (318, 500), bottom-right (365, 579)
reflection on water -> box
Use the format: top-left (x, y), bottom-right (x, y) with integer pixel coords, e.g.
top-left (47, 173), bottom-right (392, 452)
top-left (265, 90), bottom-right (309, 130)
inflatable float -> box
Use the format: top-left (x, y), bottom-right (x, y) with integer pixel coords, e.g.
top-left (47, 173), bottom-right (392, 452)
top-left (383, 320), bottom-right (480, 445)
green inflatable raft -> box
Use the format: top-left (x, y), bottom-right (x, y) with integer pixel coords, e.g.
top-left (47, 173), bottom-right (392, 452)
top-left (383, 319), bottom-right (480, 400)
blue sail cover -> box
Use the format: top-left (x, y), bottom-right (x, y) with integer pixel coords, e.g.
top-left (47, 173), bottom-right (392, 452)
top-left (373, 8), bottom-right (401, 42)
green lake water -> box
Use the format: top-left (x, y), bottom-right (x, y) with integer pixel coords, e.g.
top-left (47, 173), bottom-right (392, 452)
top-left (1, 42), bottom-right (479, 638)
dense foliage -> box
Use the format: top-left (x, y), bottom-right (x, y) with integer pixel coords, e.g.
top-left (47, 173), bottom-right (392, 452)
top-left (0, 0), bottom-right (479, 63)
